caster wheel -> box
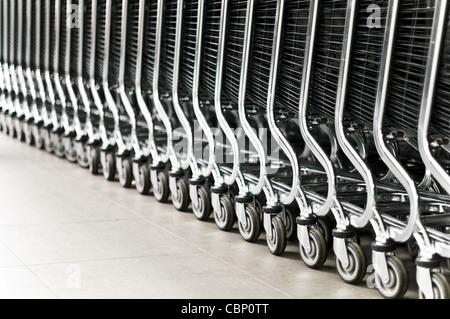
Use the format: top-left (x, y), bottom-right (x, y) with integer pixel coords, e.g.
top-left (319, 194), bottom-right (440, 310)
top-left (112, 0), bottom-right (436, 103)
top-left (192, 186), bottom-right (211, 221)
top-left (214, 196), bottom-right (235, 231)
top-left (336, 240), bottom-right (367, 284)
top-left (103, 152), bottom-right (116, 181)
top-left (299, 228), bottom-right (328, 269)
top-left (238, 205), bottom-right (261, 242)
top-left (172, 179), bottom-right (189, 211)
top-left (317, 217), bottom-right (333, 250)
top-left (135, 165), bottom-right (150, 195)
top-left (419, 272), bottom-right (450, 299)
top-left (65, 140), bottom-right (78, 163)
top-left (89, 147), bottom-right (100, 175)
top-left (119, 158), bottom-right (133, 188)
top-left (375, 255), bottom-right (408, 299)
top-left (77, 144), bottom-right (90, 168)
top-left (267, 216), bottom-right (287, 256)
top-left (153, 171), bottom-right (170, 203)
top-left (53, 135), bottom-right (65, 158)
top-left (285, 207), bottom-right (298, 241)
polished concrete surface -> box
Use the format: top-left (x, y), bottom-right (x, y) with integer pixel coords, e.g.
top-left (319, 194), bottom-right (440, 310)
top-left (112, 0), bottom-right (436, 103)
top-left (0, 133), bottom-right (422, 299)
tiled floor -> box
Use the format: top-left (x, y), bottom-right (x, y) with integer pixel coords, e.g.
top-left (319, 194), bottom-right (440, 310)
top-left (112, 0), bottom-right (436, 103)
top-left (0, 133), bottom-right (421, 299)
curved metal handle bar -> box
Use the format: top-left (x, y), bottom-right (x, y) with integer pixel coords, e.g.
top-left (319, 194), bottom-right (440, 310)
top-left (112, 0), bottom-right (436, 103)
top-left (238, 0), bottom-right (267, 195)
top-left (2, 1), bottom-right (12, 97)
top-left (16, 0), bottom-right (30, 107)
top-left (192, 0), bottom-right (215, 177)
top-left (62, 0), bottom-right (71, 76)
top-left (266, 0), bottom-right (300, 206)
top-left (53, 0), bottom-right (68, 127)
top-left (171, 0), bottom-right (193, 170)
top-left (87, 0), bottom-right (106, 134)
top-left (24, 0), bottom-right (38, 119)
top-left (151, 0), bottom-right (173, 164)
top-left (35, 70), bottom-right (47, 114)
top-left (418, 0), bottom-right (450, 195)
top-left (214, 0), bottom-right (239, 186)
top-left (9, 0), bottom-right (20, 98)
top-left (118, 0), bottom-right (140, 155)
top-left (75, 0), bottom-right (96, 139)
top-left (0, 1), bottom-right (4, 93)
top-left (0, 2), bottom-right (6, 92)
top-left (88, 0), bottom-right (107, 146)
top-left (42, 1), bottom-right (56, 109)
top-left (63, 0), bottom-right (81, 133)
top-left (135, 0), bottom-right (158, 159)
top-left (373, 0), bottom-right (421, 244)
top-left (75, 0), bottom-right (92, 130)
top-left (88, 0), bottom-right (97, 84)
top-left (298, 0), bottom-right (335, 217)
top-left (100, 0), bottom-right (124, 150)
top-left (334, 0), bottom-right (375, 229)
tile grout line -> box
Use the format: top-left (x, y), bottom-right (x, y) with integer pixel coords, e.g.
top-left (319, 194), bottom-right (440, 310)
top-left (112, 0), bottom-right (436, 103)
top-left (4, 135), bottom-right (293, 298)
top-left (110, 200), bottom-right (295, 299)
top-left (1, 244), bottom-right (60, 299)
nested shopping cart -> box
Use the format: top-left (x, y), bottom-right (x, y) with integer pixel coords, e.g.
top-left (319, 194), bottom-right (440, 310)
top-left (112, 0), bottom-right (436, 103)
top-left (4, 0), bottom-right (26, 141)
top-left (17, 0), bottom-right (37, 146)
top-left (371, 0), bottom-right (450, 299)
top-left (148, 0), bottom-right (195, 207)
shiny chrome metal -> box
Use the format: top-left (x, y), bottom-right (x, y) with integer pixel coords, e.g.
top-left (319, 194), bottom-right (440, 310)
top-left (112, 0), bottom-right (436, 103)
top-left (89, 0), bottom-right (107, 145)
top-left (298, 0), bottom-right (335, 218)
top-left (53, 0), bottom-right (69, 132)
top-left (418, 0), bottom-right (450, 195)
top-left (213, 0), bottom-right (239, 187)
top-left (43, 0), bottom-right (56, 117)
top-left (373, 0), bottom-right (421, 244)
top-left (266, 0), bottom-right (299, 206)
top-left (0, 0), bottom-right (5, 95)
top-left (135, 0), bottom-right (157, 160)
top-left (64, 0), bottom-right (80, 138)
top-left (16, 0), bottom-right (30, 119)
top-left (152, 0), bottom-right (172, 164)
top-left (334, 0), bottom-right (377, 230)
top-left (24, 0), bottom-right (40, 123)
top-left (192, 0), bottom-right (215, 178)
top-left (171, 0), bottom-right (193, 171)
top-left (102, 0), bottom-right (124, 152)
top-left (117, 0), bottom-right (139, 156)
top-left (237, 0), bottom-right (267, 196)
top-left (2, 0), bottom-right (14, 115)
top-left (9, 0), bottom-right (22, 118)
top-left (76, 0), bottom-right (95, 141)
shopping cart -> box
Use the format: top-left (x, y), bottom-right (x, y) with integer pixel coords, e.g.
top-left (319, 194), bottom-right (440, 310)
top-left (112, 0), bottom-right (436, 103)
top-left (95, 0), bottom-right (122, 181)
top-left (4, 0), bottom-right (26, 141)
top-left (213, 0), bottom-right (262, 244)
top-left (133, 0), bottom-right (163, 196)
top-left (65, 0), bottom-right (91, 168)
top-left (148, 0), bottom-right (186, 204)
top-left (26, 0), bottom-right (47, 149)
top-left (111, 0), bottom-right (148, 190)
top-left (17, 0), bottom-right (37, 146)
top-left (84, 0), bottom-right (106, 176)
top-left (372, 0), bottom-right (450, 299)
